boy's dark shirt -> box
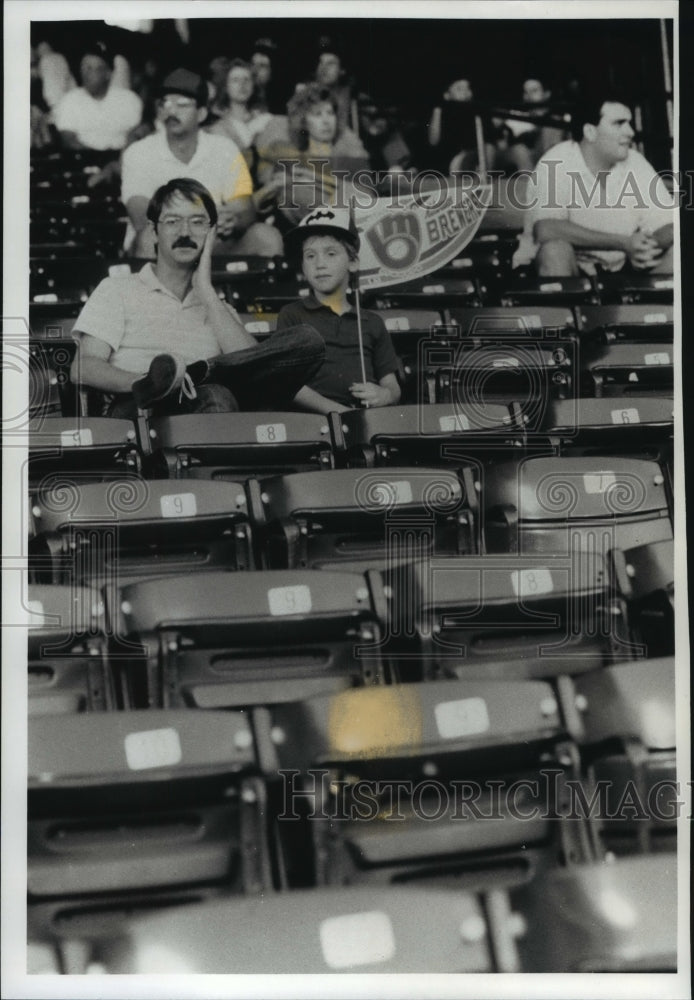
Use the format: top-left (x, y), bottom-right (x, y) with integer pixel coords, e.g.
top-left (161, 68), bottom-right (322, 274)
top-left (276, 294), bottom-right (400, 407)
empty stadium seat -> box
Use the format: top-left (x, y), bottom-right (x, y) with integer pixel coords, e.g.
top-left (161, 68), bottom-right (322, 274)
top-left (374, 308), bottom-right (446, 403)
top-left (27, 584), bottom-right (114, 714)
top-left (265, 680), bottom-right (597, 890)
top-left (609, 538), bottom-right (674, 657)
top-left (112, 568), bottom-right (388, 708)
top-left (29, 416), bottom-right (141, 487)
top-left (483, 455), bottom-right (672, 555)
top-left (576, 303), bottom-right (673, 342)
top-left (330, 402), bottom-right (522, 468)
top-left (494, 275), bottom-right (599, 307)
top-left (145, 411), bottom-right (334, 479)
top-left (578, 339), bottom-right (674, 398)
top-left (536, 396), bottom-right (674, 454)
top-left (382, 554), bottom-right (631, 681)
top-left (431, 338), bottom-right (574, 411)
top-left (29, 478), bottom-right (254, 585)
top-left (28, 710), bottom-right (270, 943)
top-left (28, 339), bottom-right (79, 417)
top-left (593, 272), bottom-right (675, 305)
top-left (94, 885), bottom-right (509, 973)
top-left (557, 656), bottom-right (676, 854)
top-left (249, 466), bottom-right (479, 569)
top-left (514, 853), bottom-right (677, 970)
top-left (364, 275), bottom-right (481, 309)
top-left (446, 304), bottom-right (578, 338)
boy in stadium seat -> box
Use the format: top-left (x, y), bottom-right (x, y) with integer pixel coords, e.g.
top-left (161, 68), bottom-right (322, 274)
top-left (277, 208), bottom-right (401, 415)
top-left (70, 178), bottom-right (324, 418)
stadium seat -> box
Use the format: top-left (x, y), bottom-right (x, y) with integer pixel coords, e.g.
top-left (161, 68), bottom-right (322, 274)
top-left (27, 583), bottom-right (114, 714)
top-left (446, 304), bottom-right (577, 338)
top-left (578, 338), bottom-right (674, 398)
top-left (265, 680), bottom-right (597, 890)
top-left (29, 478), bottom-right (254, 585)
top-left (237, 311), bottom-right (277, 339)
top-left (249, 466), bottom-right (479, 569)
top-left (363, 275), bottom-right (481, 309)
top-left (112, 568), bottom-right (388, 708)
top-left (93, 885), bottom-right (509, 973)
top-left (145, 411), bottom-right (334, 479)
top-left (535, 396), bottom-right (674, 454)
top-left (431, 338), bottom-right (574, 413)
top-left (493, 275), bottom-right (599, 307)
top-left (382, 554), bottom-right (631, 682)
top-left (329, 402), bottom-right (522, 468)
top-left (374, 308), bottom-right (446, 403)
top-left (28, 710), bottom-right (271, 943)
top-left (28, 339), bottom-right (79, 417)
top-left (557, 656), bottom-right (676, 854)
top-left (593, 272), bottom-right (675, 305)
top-left (482, 455), bottom-right (672, 555)
top-left (28, 416), bottom-right (141, 488)
top-left (514, 853), bottom-right (677, 970)
top-left (609, 539), bottom-right (674, 658)
top-left (30, 256), bottom-right (112, 302)
top-left (576, 303), bottom-right (673, 342)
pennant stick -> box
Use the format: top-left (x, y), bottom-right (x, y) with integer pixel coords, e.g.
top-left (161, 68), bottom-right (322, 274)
top-left (350, 196), bottom-right (369, 398)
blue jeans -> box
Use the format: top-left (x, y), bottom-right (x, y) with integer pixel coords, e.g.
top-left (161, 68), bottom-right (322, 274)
top-left (108, 325), bottom-right (324, 419)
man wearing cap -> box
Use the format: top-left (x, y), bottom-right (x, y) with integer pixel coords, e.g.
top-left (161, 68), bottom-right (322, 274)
top-left (53, 39), bottom-right (142, 151)
top-left (71, 177), bottom-right (324, 417)
top-left (277, 208), bottom-right (401, 414)
top-left (121, 67), bottom-right (283, 258)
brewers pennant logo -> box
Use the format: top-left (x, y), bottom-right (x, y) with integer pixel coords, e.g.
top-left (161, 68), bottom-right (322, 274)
top-left (353, 180), bottom-right (491, 291)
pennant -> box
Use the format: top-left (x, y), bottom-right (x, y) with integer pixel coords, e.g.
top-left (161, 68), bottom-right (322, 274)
top-left (352, 180), bottom-right (491, 291)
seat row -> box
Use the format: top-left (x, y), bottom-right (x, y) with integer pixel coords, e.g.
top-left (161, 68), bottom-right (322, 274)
top-left (27, 655), bottom-right (677, 967)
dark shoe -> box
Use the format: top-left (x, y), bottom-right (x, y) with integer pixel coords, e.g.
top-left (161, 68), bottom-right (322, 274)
top-left (132, 354), bottom-right (186, 409)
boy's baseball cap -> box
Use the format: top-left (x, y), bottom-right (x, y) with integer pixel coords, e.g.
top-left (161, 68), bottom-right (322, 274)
top-left (284, 206), bottom-right (360, 257)
top-left (158, 68), bottom-right (208, 107)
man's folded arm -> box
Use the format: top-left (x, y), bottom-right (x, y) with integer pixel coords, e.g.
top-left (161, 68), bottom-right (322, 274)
top-left (533, 218), bottom-right (630, 251)
top-left (70, 333), bottom-right (136, 394)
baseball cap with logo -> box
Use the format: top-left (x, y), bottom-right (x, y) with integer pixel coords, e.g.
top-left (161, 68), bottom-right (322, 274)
top-left (284, 206), bottom-right (360, 258)
top-left (158, 68), bottom-right (209, 107)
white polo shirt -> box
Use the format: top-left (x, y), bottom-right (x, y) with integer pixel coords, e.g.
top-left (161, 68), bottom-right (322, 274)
top-left (120, 129), bottom-right (253, 207)
top-left (519, 140), bottom-right (674, 272)
top-left (53, 86), bottom-right (142, 150)
top-left (74, 263), bottom-right (227, 373)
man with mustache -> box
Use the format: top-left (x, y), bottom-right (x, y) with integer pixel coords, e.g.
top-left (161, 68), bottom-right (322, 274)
top-left (70, 178), bottom-right (324, 417)
top-left (121, 68), bottom-right (283, 259)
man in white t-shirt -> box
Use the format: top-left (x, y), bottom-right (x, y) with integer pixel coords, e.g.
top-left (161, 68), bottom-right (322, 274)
top-left (520, 95), bottom-right (674, 275)
top-left (53, 40), bottom-right (142, 152)
top-left (121, 67), bottom-right (283, 258)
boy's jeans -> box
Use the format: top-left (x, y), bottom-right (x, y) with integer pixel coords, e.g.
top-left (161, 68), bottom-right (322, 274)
top-left (108, 325), bottom-right (324, 418)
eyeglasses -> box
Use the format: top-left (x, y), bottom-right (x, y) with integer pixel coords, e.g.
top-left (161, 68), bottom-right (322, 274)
top-left (159, 215), bottom-right (211, 234)
top-left (158, 96), bottom-right (197, 110)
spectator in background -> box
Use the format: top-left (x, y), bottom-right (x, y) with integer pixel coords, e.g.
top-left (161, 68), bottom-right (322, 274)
top-left (494, 76), bottom-right (567, 173)
top-left (207, 56), bottom-right (232, 119)
top-left (207, 59), bottom-right (273, 153)
top-left (428, 78), bottom-right (494, 174)
top-left (250, 37), bottom-right (282, 114)
top-left (313, 40), bottom-right (356, 132)
top-left (253, 83), bottom-right (370, 228)
top-left (518, 94), bottom-right (674, 275)
top-left (121, 67), bottom-right (283, 258)
top-left (53, 39), bottom-right (142, 152)
top-left (31, 37), bottom-right (76, 114)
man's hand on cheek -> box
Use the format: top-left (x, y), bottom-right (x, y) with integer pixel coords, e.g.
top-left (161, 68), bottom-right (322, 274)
top-left (192, 226), bottom-right (218, 296)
